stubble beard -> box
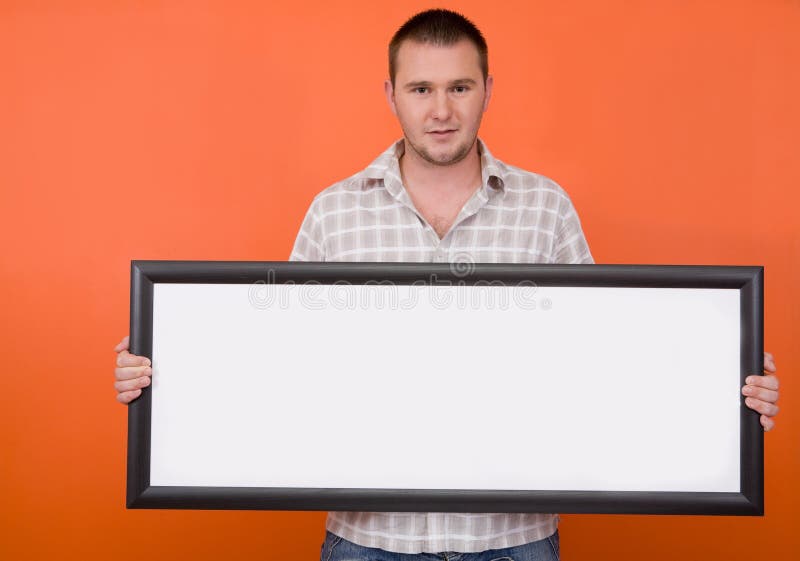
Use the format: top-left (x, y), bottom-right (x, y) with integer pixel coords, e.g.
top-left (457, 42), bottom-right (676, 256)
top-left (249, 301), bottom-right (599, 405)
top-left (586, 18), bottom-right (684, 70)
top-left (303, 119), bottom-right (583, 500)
top-left (404, 133), bottom-right (476, 167)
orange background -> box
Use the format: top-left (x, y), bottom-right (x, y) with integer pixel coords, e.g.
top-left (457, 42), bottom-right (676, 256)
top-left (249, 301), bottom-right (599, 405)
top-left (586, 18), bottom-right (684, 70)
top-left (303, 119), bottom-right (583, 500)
top-left (1, 1), bottom-right (798, 559)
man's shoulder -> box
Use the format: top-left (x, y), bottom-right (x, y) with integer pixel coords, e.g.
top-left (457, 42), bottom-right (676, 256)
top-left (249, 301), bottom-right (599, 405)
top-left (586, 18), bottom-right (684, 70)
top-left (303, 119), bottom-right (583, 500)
top-left (490, 156), bottom-right (575, 209)
top-left (306, 142), bottom-right (399, 212)
top-left (479, 140), bottom-right (572, 201)
top-left (306, 169), bottom-right (381, 213)
top-left (316, 171), bottom-right (371, 196)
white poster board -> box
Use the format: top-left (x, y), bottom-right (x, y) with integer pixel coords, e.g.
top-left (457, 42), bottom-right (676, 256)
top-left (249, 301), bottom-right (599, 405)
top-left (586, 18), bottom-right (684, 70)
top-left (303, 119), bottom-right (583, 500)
top-left (126, 262), bottom-right (764, 514)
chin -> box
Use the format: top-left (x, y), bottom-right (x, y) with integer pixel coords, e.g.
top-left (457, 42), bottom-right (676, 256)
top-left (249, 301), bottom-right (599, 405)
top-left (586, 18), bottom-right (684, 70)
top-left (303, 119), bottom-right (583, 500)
top-left (435, 146), bottom-right (471, 165)
top-left (406, 135), bottom-right (472, 166)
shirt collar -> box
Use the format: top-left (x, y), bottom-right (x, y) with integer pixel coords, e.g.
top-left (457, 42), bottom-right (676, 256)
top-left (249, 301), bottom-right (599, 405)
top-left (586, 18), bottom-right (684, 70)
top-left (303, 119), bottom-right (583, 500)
top-left (362, 138), bottom-right (506, 200)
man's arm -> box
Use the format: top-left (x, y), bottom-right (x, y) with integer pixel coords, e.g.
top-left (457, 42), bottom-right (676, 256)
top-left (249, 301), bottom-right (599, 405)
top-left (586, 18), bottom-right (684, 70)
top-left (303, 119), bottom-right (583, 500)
top-left (289, 198), bottom-right (325, 262)
top-left (552, 192), bottom-right (593, 265)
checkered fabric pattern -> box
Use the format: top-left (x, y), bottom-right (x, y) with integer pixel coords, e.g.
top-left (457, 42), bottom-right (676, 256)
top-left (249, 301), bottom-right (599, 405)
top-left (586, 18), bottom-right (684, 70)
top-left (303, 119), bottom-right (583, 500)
top-left (290, 139), bottom-right (593, 554)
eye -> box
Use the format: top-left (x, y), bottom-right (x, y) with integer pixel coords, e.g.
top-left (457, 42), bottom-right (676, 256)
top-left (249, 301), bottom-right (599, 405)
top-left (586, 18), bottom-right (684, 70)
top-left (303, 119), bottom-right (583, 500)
top-left (414, 87), bottom-right (429, 94)
top-left (453, 86), bottom-right (469, 94)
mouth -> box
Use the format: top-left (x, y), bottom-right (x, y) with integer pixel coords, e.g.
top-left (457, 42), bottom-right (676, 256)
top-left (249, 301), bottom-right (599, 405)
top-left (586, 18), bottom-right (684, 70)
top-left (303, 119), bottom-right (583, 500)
top-left (427, 129), bottom-right (457, 138)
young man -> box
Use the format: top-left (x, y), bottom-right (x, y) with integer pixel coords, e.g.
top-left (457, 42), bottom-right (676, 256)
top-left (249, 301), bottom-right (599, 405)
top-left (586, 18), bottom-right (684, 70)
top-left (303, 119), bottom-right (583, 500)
top-left (114, 9), bottom-right (780, 560)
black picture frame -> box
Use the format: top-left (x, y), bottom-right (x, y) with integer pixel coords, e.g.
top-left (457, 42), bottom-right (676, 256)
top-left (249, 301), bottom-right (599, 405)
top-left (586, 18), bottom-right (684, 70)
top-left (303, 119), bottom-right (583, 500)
top-left (127, 261), bottom-right (763, 515)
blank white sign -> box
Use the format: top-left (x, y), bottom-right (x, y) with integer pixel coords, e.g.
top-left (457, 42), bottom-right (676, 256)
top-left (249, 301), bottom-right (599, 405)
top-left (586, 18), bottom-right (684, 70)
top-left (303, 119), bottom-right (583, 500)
top-left (149, 283), bottom-right (740, 493)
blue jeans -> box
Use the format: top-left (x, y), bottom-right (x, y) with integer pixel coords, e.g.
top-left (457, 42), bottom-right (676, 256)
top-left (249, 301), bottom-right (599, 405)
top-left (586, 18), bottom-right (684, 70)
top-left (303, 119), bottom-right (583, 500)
top-left (320, 531), bottom-right (560, 561)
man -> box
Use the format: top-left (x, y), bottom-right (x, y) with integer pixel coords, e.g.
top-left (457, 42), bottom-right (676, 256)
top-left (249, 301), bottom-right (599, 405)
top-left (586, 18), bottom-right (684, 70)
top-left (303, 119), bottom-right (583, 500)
top-left (113, 9), bottom-right (780, 560)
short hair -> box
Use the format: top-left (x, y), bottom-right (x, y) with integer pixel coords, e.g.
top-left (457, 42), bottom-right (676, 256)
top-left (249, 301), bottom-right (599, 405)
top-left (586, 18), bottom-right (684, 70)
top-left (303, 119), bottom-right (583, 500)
top-left (388, 9), bottom-right (489, 86)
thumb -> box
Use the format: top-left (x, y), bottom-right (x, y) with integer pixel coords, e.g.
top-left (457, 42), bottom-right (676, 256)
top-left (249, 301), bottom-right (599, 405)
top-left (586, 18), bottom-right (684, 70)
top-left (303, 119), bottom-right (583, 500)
top-left (113, 335), bottom-right (130, 353)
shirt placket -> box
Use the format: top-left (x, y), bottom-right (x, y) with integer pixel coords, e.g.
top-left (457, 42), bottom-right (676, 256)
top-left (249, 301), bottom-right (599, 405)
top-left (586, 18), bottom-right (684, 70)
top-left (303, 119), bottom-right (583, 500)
top-left (382, 169), bottom-right (442, 261)
top-left (433, 185), bottom-right (492, 262)
top-left (382, 163), bottom-right (496, 263)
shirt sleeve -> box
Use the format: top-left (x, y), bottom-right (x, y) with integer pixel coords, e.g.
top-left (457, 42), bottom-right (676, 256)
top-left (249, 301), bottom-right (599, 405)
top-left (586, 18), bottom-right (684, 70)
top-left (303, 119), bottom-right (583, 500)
top-left (553, 198), bottom-right (594, 265)
top-left (289, 199), bottom-right (325, 262)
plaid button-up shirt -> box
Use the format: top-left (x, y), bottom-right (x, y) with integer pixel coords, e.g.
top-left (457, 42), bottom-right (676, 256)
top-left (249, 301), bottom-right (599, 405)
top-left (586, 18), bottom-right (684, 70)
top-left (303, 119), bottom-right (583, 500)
top-left (290, 139), bottom-right (593, 553)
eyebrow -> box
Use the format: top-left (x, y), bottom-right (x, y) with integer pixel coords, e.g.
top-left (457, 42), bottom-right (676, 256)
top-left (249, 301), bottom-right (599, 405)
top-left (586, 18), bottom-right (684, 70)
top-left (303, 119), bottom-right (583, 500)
top-left (403, 78), bottom-right (478, 89)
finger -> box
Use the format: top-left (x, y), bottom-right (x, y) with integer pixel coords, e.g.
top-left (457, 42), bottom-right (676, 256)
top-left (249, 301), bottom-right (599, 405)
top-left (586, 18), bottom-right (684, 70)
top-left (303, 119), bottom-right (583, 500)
top-left (763, 355), bottom-right (777, 373)
top-left (116, 389), bottom-right (143, 404)
top-left (745, 374), bottom-right (779, 391)
top-left (761, 414), bottom-right (775, 432)
top-left (116, 350), bottom-right (151, 368)
top-left (741, 385), bottom-right (778, 404)
top-left (115, 375), bottom-right (151, 393)
top-left (113, 335), bottom-right (130, 353)
top-left (115, 365), bottom-right (151, 382)
top-left (744, 397), bottom-right (779, 417)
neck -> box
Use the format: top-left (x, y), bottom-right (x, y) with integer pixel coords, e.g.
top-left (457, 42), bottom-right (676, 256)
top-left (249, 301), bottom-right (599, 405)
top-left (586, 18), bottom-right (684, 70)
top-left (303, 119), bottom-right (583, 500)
top-left (399, 139), bottom-right (482, 196)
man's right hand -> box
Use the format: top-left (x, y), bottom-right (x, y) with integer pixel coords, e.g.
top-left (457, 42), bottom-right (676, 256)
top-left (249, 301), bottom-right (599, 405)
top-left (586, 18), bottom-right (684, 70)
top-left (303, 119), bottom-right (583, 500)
top-left (114, 335), bottom-right (152, 404)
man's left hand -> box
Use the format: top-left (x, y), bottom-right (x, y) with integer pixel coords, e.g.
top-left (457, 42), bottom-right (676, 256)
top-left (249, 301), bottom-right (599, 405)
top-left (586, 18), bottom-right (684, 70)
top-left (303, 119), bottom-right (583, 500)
top-left (742, 351), bottom-right (779, 431)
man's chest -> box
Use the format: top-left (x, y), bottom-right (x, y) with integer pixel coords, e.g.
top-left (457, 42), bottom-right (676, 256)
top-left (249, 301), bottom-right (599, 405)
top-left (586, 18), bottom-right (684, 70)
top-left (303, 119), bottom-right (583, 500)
top-left (403, 180), bottom-right (481, 240)
top-left (317, 191), bottom-right (558, 264)
top-left (412, 197), bottom-right (465, 239)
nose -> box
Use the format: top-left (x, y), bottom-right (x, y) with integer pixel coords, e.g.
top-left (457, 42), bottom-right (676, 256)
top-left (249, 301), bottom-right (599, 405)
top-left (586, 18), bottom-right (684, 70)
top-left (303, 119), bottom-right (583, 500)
top-left (431, 90), bottom-right (452, 121)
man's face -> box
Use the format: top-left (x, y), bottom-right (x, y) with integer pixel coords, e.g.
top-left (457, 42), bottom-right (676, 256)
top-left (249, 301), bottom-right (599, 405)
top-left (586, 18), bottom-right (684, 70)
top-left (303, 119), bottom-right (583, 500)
top-left (385, 39), bottom-right (493, 167)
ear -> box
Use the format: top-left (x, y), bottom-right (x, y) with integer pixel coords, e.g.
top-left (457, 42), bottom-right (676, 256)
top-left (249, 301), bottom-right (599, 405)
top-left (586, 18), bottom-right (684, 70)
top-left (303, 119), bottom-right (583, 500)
top-left (384, 78), bottom-right (398, 117)
top-left (482, 75), bottom-right (494, 113)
